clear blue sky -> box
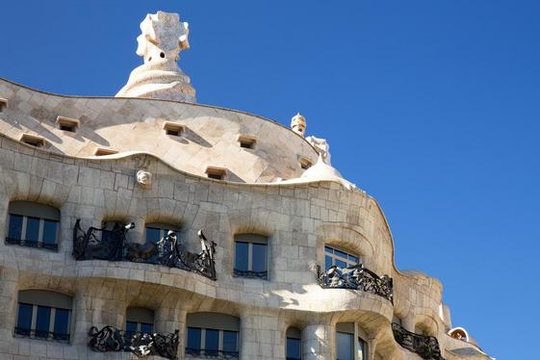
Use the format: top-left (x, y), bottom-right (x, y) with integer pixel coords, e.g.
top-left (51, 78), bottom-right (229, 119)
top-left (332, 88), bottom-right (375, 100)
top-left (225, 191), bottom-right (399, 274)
top-left (2, 1), bottom-right (539, 358)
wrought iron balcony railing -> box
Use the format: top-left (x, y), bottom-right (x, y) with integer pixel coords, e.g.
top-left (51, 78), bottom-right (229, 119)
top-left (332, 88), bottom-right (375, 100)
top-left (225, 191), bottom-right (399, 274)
top-left (88, 325), bottom-right (179, 360)
top-left (185, 348), bottom-right (239, 359)
top-left (14, 327), bottom-right (69, 342)
top-left (73, 220), bottom-right (217, 280)
top-left (6, 237), bottom-right (58, 251)
top-left (317, 264), bottom-right (393, 303)
top-left (233, 268), bottom-right (268, 280)
top-left (391, 322), bottom-right (445, 360)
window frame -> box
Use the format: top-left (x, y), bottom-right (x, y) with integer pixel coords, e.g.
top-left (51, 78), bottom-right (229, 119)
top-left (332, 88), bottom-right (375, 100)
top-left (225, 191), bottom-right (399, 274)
top-left (335, 322), bottom-right (369, 360)
top-left (233, 234), bottom-right (269, 280)
top-left (286, 327), bottom-right (302, 360)
top-left (6, 203), bottom-right (60, 251)
top-left (14, 291), bottom-right (72, 342)
top-left (186, 326), bottom-right (239, 358)
top-left (325, 245), bottom-right (360, 270)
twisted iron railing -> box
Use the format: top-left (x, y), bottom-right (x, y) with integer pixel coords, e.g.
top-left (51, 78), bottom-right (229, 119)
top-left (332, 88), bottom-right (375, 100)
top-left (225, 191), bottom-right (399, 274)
top-left (391, 322), bottom-right (445, 360)
top-left (73, 220), bottom-right (217, 280)
top-left (317, 264), bottom-right (393, 303)
top-left (185, 348), bottom-right (239, 359)
top-left (88, 325), bottom-right (179, 359)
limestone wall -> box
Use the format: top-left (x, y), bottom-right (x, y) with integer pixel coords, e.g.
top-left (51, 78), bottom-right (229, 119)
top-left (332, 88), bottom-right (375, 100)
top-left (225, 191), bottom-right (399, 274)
top-left (0, 81), bottom-right (491, 359)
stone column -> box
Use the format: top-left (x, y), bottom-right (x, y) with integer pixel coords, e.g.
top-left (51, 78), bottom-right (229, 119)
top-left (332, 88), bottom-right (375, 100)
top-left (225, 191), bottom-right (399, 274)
top-left (155, 306), bottom-right (187, 360)
top-left (302, 324), bottom-right (334, 360)
top-left (240, 311), bottom-right (283, 360)
top-left (72, 280), bottom-right (126, 345)
top-left (0, 266), bottom-right (18, 340)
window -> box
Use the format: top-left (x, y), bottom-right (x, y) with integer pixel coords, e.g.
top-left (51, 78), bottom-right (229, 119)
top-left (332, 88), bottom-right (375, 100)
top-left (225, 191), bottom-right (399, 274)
top-left (286, 327), bottom-right (302, 360)
top-left (94, 148), bottom-right (118, 156)
top-left (145, 223), bottom-right (179, 243)
top-left (337, 331), bottom-right (354, 360)
top-left (186, 313), bottom-right (239, 358)
top-left (125, 307), bottom-right (154, 339)
top-left (15, 290), bottom-right (72, 342)
top-left (237, 135), bottom-right (256, 149)
top-left (299, 157), bottom-right (313, 170)
top-left (234, 234), bottom-right (268, 280)
top-left (163, 121), bottom-right (185, 137)
top-left (336, 323), bottom-right (368, 360)
top-left (6, 201), bottom-right (60, 251)
top-left (205, 166), bottom-right (227, 181)
top-left (357, 337), bottom-right (368, 360)
top-left (0, 97), bottom-right (7, 112)
top-left (325, 246), bottom-right (360, 270)
top-left (19, 134), bottom-right (45, 148)
top-left (56, 116), bottom-right (79, 133)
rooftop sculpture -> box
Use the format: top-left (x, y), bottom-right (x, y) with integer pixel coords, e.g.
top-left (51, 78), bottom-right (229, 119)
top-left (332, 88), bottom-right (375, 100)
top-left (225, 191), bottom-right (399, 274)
top-left (116, 11), bottom-right (196, 102)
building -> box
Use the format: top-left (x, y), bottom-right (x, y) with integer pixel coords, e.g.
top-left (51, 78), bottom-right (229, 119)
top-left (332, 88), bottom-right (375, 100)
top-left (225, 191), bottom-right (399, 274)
top-left (0, 11), bottom-right (493, 360)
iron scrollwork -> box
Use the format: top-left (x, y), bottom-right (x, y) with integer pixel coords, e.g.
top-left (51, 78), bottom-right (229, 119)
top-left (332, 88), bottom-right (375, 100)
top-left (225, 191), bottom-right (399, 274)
top-left (391, 322), bottom-right (445, 360)
top-left (73, 220), bottom-right (217, 280)
top-left (88, 325), bottom-right (179, 360)
top-left (317, 264), bottom-right (393, 303)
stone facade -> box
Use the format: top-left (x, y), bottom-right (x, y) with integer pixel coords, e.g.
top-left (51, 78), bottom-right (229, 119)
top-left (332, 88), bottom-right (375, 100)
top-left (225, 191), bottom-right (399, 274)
top-left (0, 10), bottom-right (492, 360)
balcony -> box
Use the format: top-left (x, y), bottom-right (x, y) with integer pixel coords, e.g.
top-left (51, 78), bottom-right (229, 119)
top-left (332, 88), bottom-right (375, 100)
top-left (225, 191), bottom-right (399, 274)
top-left (6, 237), bottom-right (58, 251)
top-left (185, 348), bottom-right (239, 359)
top-left (73, 220), bottom-right (217, 280)
top-left (317, 264), bottom-right (393, 303)
top-left (391, 322), bottom-right (445, 360)
top-left (14, 327), bottom-right (69, 342)
top-left (88, 325), bottom-right (179, 359)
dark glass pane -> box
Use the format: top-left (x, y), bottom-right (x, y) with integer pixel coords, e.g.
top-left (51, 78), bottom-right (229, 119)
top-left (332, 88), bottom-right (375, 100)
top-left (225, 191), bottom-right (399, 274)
top-left (8, 214), bottom-right (23, 240)
top-left (141, 323), bottom-right (153, 334)
top-left (16, 303), bottom-right (33, 336)
top-left (53, 308), bottom-right (70, 340)
top-left (223, 330), bottom-right (238, 352)
top-left (205, 329), bottom-right (219, 354)
top-left (252, 243), bottom-right (267, 273)
top-left (186, 327), bottom-right (202, 353)
top-left (286, 337), bottom-right (301, 359)
top-left (335, 259), bottom-right (347, 269)
top-left (42, 220), bottom-right (58, 244)
top-left (325, 255), bottom-right (333, 270)
top-left (348, 255), bottom-right (359, 264)
top-left (126, 321), bottom-right (137, 332)
top-left (25, 217), bottom-right (40, 242)
top-left (35, 306), bottom-right (51, 338)
top-left (146, 227), bottom-right (161, 243)
top-left (357, 337), bottom-right (367, 360)
top-left (337, 332), bottom-right (353, 360)
top-left (334, 249), bottom-right (348, 259)
top-left (235, 242), bottom-right (249, 271)
top-left (325, 246), bottom-right (333, 254)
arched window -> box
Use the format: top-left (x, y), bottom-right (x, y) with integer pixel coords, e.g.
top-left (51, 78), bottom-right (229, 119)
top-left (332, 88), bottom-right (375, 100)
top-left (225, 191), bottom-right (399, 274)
top-left (145, 223), bottom-right (180, 243)
top-left (15, 290), bottom-right (72, 342)
top-left (7, 201), bottom-right (60, 251)
top-left (336, 323), bottom-right (369, 360)
top-left (325, 245), bottom-right (360, 270)
top-left (286, 327), bottom-right (302, 360)
top-left (186, 312), bottom-right (239, 358)
top-left (234, 234), bottom-right (268, 279)
top-left (126, 307), bottom-right (154, 336)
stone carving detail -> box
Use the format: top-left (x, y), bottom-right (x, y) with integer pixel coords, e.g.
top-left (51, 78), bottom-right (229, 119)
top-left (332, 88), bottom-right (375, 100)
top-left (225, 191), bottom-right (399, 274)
top-left (116, 11), bottom-right (196, 102)
top-left (306, 135), bottom-right (332, 165)
top-left (290, 113), bottom-right (306, 137)
top-left (136, 170), bottom-right (153, 188)
top-left (73, 220), bottom-right (217, 280)
top-left (392, 323), bottom-right (445, 360)
top-left (317, 264), bottom-right (393, 303)
top-left (88, 325), bottom-right (179, 360)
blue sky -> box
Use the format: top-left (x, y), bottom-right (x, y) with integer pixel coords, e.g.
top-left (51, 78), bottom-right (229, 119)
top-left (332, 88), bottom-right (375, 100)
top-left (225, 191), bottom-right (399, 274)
top-left (1, 1), bottom-right (539, 358)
